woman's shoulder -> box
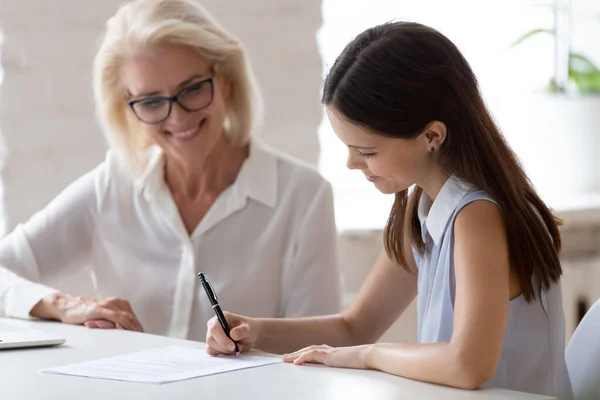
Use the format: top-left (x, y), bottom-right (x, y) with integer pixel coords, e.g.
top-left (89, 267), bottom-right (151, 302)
top-left (93, 146), bottom-right (163, 196)
top-left (96, 148), bottom-right (135, 186)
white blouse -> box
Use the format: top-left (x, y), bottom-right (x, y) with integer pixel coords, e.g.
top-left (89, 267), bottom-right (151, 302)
top-left (0, 140), bottom-right (341, 340)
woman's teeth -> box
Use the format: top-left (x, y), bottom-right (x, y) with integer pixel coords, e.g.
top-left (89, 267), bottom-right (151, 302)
top-left (171, 127), bottom-right (197, 138)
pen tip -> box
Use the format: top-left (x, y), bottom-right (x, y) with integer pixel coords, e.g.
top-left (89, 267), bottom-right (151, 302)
top-left (236, 352), bottom-right (241, 358)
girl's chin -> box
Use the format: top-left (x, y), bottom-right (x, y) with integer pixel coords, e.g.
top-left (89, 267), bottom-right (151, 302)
top-left (374, 182), bottom-right (411, 195)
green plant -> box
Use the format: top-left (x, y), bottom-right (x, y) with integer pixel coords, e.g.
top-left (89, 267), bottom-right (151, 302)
top-left (511, 2), bottom-right (600, 93)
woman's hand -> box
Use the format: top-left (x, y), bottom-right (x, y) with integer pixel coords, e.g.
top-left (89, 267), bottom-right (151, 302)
top-left (30, 293), bottom-right (144, 332)
top-left (282, 344), bottom-right (372, 370)
top-left (205, 312), bottom-right (260, 356)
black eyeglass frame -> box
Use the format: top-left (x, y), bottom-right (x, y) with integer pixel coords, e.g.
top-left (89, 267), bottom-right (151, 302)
top-left (127, 77), bottom-right (215, 124)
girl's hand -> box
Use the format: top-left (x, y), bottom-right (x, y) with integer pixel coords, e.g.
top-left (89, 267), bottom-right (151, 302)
top-left (282, 344), bottom-right (372, 370)
top-left (205, 312), bottom-right (260, 355)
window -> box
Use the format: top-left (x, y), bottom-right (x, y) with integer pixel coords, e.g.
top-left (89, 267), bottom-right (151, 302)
top-left (317, 0), bottom-right (600, 232)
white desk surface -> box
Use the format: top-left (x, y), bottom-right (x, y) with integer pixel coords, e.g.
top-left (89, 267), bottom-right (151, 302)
top-left (0, 318), bottom-right (554, 400)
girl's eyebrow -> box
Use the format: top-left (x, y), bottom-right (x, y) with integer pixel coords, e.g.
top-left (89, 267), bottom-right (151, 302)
top-left (348, 145), bottom-right (377, 150)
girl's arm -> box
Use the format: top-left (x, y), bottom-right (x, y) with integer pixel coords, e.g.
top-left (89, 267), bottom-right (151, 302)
top-left (206, 239), bottom-right (418, 355)
top-left (290, 200), bottom-right (511, 390)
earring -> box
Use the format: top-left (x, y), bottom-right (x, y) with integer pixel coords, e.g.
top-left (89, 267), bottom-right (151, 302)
top-left (429, 146), bottom-right (435, 153)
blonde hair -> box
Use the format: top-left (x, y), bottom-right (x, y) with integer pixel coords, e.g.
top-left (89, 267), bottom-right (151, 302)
top-left (93, 0), bottom-right (262, 172)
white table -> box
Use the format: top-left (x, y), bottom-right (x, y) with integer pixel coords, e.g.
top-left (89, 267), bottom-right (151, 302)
top-left (0, 318), bottom-right (554, 400)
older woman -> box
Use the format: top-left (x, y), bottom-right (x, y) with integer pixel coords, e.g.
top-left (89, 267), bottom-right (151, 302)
top-left (0, 0), bottom-right (340, 340)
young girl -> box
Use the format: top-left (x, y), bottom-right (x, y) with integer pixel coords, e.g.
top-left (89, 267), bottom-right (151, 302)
top-left (205, 21), bottom-right (572, 398)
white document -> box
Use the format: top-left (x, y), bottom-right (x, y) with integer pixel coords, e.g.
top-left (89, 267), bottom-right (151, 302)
top-left (41, 345), bottom-right (281, 384)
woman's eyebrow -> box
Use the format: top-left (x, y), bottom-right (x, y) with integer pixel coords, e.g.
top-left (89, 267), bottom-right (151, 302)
top-left (129, 74), bottom-right (208, 98)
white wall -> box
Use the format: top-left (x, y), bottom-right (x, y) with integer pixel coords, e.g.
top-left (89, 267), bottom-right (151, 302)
top-left (0, 0), bottom-right (406, 338)
top-left (0, 0), bottom-right (329, 306)
top-left (0, 0), bottom-right (323, 232)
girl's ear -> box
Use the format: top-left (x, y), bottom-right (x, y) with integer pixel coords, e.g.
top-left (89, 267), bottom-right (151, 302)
top-left (422, 120), bottom-right (447, 152)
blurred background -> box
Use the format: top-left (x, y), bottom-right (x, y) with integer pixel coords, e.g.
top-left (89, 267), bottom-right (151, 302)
top-left (0, 0), bottom-right (599, 344)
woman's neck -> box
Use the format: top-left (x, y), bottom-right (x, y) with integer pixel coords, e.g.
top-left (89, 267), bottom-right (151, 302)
top-left (164, 136), bottom-right (249, 200)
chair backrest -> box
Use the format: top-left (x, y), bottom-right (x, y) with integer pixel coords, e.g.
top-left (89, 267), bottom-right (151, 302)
top-left (566, 299), bottom-right (600, 400)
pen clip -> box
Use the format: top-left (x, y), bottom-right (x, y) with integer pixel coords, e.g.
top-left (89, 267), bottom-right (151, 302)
top-left (206, 276), bottom-right (218, 302)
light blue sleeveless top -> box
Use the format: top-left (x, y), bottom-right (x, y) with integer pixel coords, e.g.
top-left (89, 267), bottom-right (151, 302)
top-left (413, 177), bottom-right (573, 399)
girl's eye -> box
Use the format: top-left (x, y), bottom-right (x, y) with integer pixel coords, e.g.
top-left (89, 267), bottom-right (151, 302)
top-left (358, 152), bottom-right (376, 159)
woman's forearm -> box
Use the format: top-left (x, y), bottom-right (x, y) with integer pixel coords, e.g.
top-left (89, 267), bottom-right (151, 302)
top-left (255, 314), bottom-right (358, 355)
top-left (366, 342), bottom-right (492, 390)
top-left (29, 293), bottom-right (67, 321)
top-left (0, 265), bottom-right (59, 319)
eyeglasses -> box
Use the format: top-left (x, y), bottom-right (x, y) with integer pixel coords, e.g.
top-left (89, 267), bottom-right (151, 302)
top-left (128, 77), bottom-right (214, 124)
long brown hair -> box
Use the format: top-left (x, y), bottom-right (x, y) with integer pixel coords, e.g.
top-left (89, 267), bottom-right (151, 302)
top-left (322, 22), bottom-right (561, 301)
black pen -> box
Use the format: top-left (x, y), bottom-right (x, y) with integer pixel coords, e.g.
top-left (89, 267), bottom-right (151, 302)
top-left (198, 272), bottom-right (241, 358)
